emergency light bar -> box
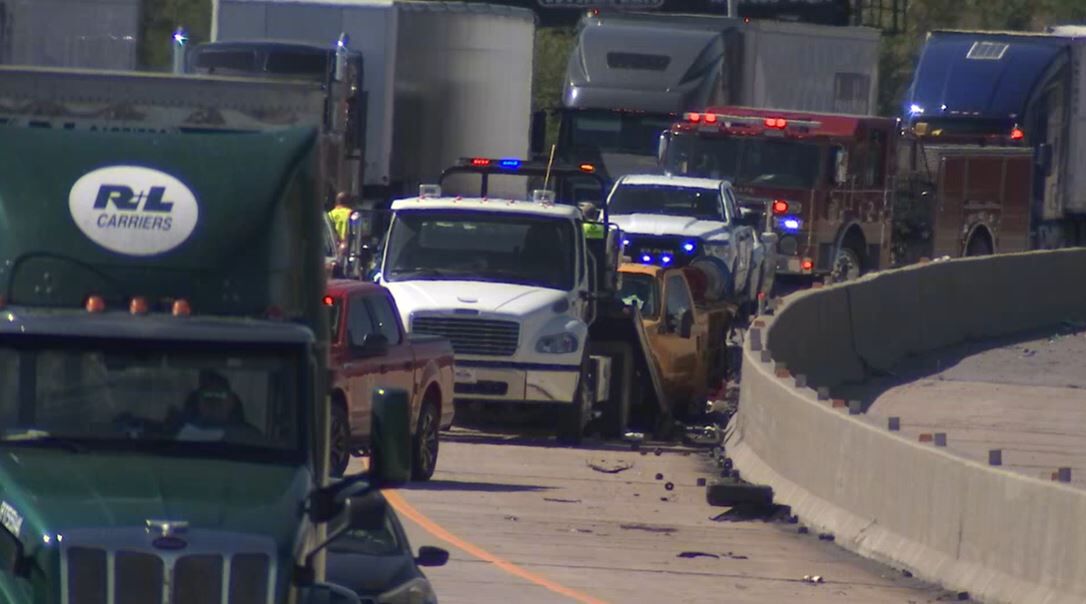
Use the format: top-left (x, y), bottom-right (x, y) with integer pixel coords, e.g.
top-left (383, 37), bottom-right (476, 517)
top-left (459, 157), bottom-right (597, 175)
top-left (684, 112), bottom-right (822, 130)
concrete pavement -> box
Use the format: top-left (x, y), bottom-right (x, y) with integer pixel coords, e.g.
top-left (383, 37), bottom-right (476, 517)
top-left (352, 431), bottom-right (971, 603)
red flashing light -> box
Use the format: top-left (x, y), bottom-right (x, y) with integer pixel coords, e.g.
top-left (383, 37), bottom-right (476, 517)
top-left (702, 113), bottom-right (718, 124)
top-left (470, 158), bottom-right (491, 167)
top-left (801, 259), bottom-right (814, 272)
top-left (129, 297), bottom-right (149, 315)
top-left (764, 117), bottom-right (788, 129)
top-left (684, 112), bottom-right (701, 123)
top-left (84, 295), bottom-right (104, 312)
top-left (172, 299), bottom-right (191, 317)
top-left (771, 199), bottom-right (789, 215)
top-left (579, 163), bottom-right (596, 174)
top-left (322, 295), bottom-right (335, 306)
top-left (1010, 127), bottom-right (1024, 140)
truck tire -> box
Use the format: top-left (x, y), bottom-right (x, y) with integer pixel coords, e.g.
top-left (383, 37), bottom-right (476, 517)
top-left (411, 400), bottom-right (440, 481)
top-left (330, 403), bottom-right (351, 478)
top-left (556, 360), bottom-right (591, 446)
top-left (829, 246), bottom-right (862, 283)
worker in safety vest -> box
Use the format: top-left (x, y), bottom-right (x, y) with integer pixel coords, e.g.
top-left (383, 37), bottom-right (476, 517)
top-left (328, 192), bottom-right (353, 242)
top-left (578, 201), bottom-right (605, 239)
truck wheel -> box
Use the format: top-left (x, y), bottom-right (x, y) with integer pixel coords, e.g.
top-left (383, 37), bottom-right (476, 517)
top-left (556, 362), bottom-right (591, 446)
top-left (829, 247), bottom-right (862, 283)
top-left (411, 400), bottom-right (440, 481)
top-left (330, 404), bottom-right (351, 478)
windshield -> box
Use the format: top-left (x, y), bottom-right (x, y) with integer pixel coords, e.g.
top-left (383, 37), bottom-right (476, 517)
top-left (0, 339), bottom-right (304, 460)
top-left (665, 134), bottom-right (825, 189)
top-left (619, 273), bottom-right (659, 318)
top-left (384, 211), bottom-right (577, 291)
top-left (608, 184), bottom-right (726, 222)
top-left (569, 110), bottom-right (676, 157)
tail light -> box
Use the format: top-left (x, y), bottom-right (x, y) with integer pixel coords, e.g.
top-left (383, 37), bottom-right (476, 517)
top-left (801, 258), bottom-right (814, 271)
top-left (764, 117), bottom-right (788, 129)
top-left (771, 200), bottom-right (789, 215)
top-left (1010, 127), bottom-right (1024, 140)
top-left (702, 114), bottom-right (718, 124)
top-left (323, 295), bottom-right (335, 306)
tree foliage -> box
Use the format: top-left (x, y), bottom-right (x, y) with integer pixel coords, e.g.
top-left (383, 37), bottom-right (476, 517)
top-left (138, 0), bottom-right (212, 70)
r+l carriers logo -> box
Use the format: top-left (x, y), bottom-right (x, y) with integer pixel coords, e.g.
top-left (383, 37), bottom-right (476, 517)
top-left (69, 165), bottom-right (200, 256)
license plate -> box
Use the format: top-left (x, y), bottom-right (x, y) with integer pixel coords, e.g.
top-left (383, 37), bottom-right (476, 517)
top-left (455, 368), bottom-right (477, 384)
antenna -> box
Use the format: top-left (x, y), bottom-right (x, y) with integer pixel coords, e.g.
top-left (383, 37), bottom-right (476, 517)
top-left (543, 143), bottom-right (557, 191)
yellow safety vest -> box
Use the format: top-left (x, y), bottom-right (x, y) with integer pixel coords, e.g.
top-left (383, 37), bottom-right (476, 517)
top-left (328, 206), bottom-right (352, 241)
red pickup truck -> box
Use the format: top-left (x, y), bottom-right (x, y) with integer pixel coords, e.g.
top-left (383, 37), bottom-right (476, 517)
top-left (325, 279), bottom-right (455, 480)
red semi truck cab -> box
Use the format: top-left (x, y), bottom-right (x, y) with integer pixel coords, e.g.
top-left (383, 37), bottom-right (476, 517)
top-left (658, 106), bottom-right (898, 282)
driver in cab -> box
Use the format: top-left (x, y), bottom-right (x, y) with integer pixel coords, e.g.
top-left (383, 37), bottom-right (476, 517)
top-left (175, 370), bottom-right (261, 442)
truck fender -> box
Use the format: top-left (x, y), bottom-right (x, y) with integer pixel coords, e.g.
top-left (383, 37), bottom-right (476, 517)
top-left (833, 221), bottom-right (867, 262)
top-left (416, 358), bottom-right (446, 414)
top-left (962, 222), bottom-right (995, 255)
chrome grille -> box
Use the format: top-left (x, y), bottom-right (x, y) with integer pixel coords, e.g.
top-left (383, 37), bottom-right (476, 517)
top-left (61, 529), bottom-right (275, 604)
top-left (412, 316), bottom-right (519, 356)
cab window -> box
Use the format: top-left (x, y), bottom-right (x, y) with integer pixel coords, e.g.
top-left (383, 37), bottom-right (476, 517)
top-left (365, 294), bottom-right (402, 345)
top-left (347, 295), bottom-right (376, 347)
top-left (664, 275), bottom-right (693, 329)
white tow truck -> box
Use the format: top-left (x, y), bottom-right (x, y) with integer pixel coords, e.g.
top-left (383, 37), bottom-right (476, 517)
top-left (606, 174), bottom-right (774, 316)
top-left (376, 159), bottom-right (690, 443)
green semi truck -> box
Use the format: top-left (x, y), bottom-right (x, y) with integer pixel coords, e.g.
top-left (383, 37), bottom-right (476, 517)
top-left (0, 67), bottom-right (409, 604)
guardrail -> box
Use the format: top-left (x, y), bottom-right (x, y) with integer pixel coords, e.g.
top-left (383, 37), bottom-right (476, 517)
top-left (726, 250), bottom-right (1086, 604)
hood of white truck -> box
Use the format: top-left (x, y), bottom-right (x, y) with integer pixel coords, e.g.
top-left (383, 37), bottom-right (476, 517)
top-left (610, 213), bottom-right (731, 242)
top-left (384, 280), bottom-right (568, 322)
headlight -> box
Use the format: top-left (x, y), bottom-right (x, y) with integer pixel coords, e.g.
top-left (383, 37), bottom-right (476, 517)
top-left (377, 577), bottom-right (438, 604)
top-left (535, 332), bottom-right (579, 354)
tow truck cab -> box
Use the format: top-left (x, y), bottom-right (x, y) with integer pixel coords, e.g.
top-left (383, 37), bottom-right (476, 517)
top-left (0, 124), bottom-right (401, 604)
top-left (378, 159), bottom-right (626, 442)
top-left (658, 107), bottom-right (897, 282)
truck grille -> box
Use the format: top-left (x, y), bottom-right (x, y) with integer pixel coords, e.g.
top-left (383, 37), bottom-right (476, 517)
top-left (62, 529), bottom-right (274, 604)
top-left (412, 316), bottom-right (519, 356)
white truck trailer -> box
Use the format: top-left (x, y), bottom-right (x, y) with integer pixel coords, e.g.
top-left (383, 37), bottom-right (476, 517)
top-left (210, 0), bottom-right (536, 217)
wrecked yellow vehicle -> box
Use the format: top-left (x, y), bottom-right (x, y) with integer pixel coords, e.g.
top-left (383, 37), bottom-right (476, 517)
top-left (618, 262), bottom-right (732, 418)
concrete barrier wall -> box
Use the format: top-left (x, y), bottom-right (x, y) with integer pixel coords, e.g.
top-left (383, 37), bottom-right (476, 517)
top-left (727, 249), bottom-right (1086, 604)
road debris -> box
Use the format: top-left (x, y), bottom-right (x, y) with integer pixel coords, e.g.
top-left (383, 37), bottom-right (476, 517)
top-left (664, 482), bottom-right (675, 491)
top-left (655, 473), bottom-right (664, 480)
top-left (818, 533), bottom-right (835, 541)
top-left (620, 523), bottom-right (676, 534)
top-left (802, 575), bottom-right (824, 584)
top-left (504, 515), bottom-right (518, 521)
top-left (677, 551), bottom-right (719, 559)
top-left (587, 460), bottom-right (634, 474)
top-left (543, 497), bottom-right (582, 504)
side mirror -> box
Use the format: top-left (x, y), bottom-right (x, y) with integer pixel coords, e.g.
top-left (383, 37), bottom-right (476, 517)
top-left (834, 147), bottom-right (849, 186)
top-left (657, 130), bottom-right (671, 166)
top-left (678, 309), bottom-right (694, 339)
top-left (298, 582), bottom-right (362, 604)
top-left (345, 489), bottom-right (389, 532)
top-left (415, 546), bottom-right (450, 567)
top-left (351, 333), bottom-right (388, 357)
top-left (530, 110), bottom-right (547, 156)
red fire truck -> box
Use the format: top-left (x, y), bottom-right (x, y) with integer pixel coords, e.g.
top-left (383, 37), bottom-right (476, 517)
top-left (656, 105), bottom-right (1033, 282)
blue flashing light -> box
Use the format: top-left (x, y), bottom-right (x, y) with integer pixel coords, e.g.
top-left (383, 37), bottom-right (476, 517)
top-left (640, 254), bottom-right (652, 263)
top-left (622, 238), bottom-right (631, 246)
top-left (681, 241), bottom-right (696, 254)
top-left (661, 255), bottom-right (673, 265)
top-left (337, 33), bottom-right (350, 48)
top-left (781, 217), bottom-right (801, 232)
top-left (498, 158), bottom-right (521, 169)
top-left (908, 103), bottom-right (924, 116)
top-left (172, 27), bottom-right (188, 46)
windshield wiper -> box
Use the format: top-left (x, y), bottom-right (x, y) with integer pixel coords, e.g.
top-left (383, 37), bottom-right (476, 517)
top-left (0, 430), bottom-right (89, 453)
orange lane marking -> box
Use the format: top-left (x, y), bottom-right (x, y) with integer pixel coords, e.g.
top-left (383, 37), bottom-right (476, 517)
top-left (383, 489), bottom-right (609, 604)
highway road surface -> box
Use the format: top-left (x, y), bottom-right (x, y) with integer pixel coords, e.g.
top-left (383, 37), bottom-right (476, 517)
top-left (352, 428), bottom-right (974, 603)
top-left (840, 323), bottom-right (1086, 488)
